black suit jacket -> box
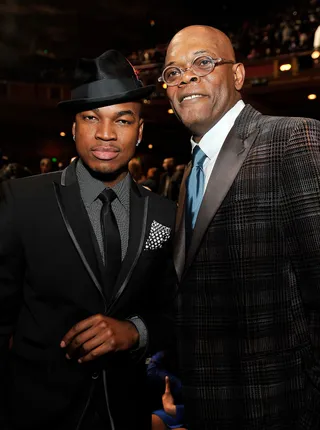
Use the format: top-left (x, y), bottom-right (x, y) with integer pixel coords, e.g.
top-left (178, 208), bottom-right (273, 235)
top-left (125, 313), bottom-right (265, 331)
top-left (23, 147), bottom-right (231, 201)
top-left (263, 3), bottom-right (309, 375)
top-left (174, 104), bottom-right (320, 430)
top-left (0, 161), bottom-right (177, 430)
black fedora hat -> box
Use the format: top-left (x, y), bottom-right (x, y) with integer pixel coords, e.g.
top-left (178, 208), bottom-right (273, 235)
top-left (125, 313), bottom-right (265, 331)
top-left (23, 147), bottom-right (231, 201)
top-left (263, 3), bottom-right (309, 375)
top-left (58, 49), bottom-right (155, 114)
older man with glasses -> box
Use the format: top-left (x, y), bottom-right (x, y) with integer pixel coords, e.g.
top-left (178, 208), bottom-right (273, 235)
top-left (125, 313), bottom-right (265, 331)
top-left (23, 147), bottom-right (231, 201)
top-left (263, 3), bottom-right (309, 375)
top-left (162, 24), bottom-right (320, 430)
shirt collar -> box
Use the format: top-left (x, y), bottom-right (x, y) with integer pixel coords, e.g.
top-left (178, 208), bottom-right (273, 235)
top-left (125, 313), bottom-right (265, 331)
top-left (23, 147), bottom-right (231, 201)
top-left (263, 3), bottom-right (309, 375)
top-left (190, 100), bottom-right (245, 158)
top-left (76, 158), bottom-right (130, 212)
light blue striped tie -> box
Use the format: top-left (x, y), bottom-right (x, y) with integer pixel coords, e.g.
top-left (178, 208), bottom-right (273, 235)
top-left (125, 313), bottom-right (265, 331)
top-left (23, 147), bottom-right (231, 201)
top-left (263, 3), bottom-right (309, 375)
top-left (185, 145), bottom-right (207, 237)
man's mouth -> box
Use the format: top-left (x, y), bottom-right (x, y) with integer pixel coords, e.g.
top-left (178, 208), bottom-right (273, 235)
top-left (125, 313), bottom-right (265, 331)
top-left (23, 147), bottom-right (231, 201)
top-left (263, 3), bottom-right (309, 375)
top-left (92, 146), bottom-right (119, 161)
top-left (180, 94), bottom-right (205, 103)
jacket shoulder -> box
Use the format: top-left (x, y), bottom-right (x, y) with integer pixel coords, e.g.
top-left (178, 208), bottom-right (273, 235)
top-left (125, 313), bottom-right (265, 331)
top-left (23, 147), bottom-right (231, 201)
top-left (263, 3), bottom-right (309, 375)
top-left (1, 171), bottom-right (62, 199)
top-left (138, 184), bottom-right (177, 209)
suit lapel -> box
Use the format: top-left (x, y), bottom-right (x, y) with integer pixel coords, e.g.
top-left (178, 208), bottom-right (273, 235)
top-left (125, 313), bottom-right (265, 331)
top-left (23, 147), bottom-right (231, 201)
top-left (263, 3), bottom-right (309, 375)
top-left (53, 162), bottom-right (105, 300)
top-left (184, 125), bottom-right (259, 276)
top-left (107, 179), bottom-right (149, 313)
top-left (173, 162), bottom-right (191, 281)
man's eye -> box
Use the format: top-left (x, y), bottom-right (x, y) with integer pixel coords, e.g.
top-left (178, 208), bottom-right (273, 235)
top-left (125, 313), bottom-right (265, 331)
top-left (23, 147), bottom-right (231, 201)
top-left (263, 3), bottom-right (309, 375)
top-left (199, 59), bottom-right (211, 67)
top-left (167, 69), bottom-right (179, 78)
top-left (84, 116), bottom-right (96, 121)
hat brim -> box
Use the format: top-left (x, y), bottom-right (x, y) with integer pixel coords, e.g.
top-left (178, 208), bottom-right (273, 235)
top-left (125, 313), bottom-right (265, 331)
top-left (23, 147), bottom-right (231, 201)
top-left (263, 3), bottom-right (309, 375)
top-left (58, 85), bottom-right (155, 114)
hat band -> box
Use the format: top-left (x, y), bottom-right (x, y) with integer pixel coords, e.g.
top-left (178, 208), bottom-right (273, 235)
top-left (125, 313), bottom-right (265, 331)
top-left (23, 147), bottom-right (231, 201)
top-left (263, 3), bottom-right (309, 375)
top-left (71, 77), bottom-right (142, 99)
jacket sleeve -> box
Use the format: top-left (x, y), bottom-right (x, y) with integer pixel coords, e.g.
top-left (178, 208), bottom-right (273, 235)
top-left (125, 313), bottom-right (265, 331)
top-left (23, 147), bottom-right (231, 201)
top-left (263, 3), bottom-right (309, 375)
top-left (0, 181), bottom-right (24, 425)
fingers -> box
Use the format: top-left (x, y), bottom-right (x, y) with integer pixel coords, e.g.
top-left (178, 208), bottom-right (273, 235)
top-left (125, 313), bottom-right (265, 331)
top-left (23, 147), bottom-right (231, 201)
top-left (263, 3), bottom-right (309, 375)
top-left (60, 314), bottom-right (102, 348)
top-left (66, 324), bottom-right (112, 360)
top-left (60, 315), bottom-right (139, 363)
top-left (60, 314), bottom-right (115, 361)
top-left (165, 375), bottom-right (171, 394)
top-left (78, 337), bottom-right (115, 363)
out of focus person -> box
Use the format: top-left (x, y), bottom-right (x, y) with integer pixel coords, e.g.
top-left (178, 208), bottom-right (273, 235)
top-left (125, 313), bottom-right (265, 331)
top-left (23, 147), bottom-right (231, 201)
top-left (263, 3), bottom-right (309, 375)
top-left (39, 157), bottom-right (52, 174)
top-left (147, 351), bottom-right (186, 430)
top-left (0, 149), bottom-right (9, 169)
top-left (140, 167), bottom-right (161, 193)
top-left (128, 156), bottom-right (146, 183)
top-left (158, 157), bottom-right (181, 202)
top-left (0, 162), bottom-right (32, 183)
top-left (163, 23), bottom-right (320, 430)
top-left (152, 376), bottom-right (186, 430)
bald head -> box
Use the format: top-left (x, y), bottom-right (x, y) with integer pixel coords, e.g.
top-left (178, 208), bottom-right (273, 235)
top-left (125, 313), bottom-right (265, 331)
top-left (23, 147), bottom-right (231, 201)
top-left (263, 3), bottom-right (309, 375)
top-left (166, 25), bottom-right (236, 65)
top-left (163, 24), bottom-right (245, 140)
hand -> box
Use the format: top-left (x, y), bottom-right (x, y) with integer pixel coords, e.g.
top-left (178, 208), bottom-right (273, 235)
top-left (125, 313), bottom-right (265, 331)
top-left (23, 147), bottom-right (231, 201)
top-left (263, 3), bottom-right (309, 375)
top-left (162, 375), bottom-right (177, 417)
top-left (60, 314), bottom-right (139, 363)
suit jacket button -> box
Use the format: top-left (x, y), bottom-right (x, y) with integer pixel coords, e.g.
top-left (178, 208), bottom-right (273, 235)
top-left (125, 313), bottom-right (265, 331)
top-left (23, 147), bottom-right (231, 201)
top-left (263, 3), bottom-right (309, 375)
top-left (92, 372), bottom-right (99, 379)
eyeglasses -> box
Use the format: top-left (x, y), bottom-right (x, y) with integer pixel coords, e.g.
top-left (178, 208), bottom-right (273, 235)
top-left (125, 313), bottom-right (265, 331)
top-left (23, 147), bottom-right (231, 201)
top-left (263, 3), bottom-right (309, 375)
top-left (158, 55), bottom-right (236, 87)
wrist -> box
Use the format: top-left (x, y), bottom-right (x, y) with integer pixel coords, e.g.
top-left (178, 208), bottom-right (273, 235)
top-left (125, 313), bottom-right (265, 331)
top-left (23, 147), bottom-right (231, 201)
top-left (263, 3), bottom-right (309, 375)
top-left (126, 320), bottom-right (139, 348)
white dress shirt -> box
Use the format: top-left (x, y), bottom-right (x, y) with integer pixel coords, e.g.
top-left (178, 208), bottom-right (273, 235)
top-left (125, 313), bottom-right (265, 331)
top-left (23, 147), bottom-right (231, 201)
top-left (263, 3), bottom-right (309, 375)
top-left (190, 99), bottom-right (245, 192)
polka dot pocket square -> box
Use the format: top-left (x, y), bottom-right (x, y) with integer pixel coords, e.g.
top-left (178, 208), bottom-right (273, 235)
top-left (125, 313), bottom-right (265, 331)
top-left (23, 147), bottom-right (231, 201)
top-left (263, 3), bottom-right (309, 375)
top-left (144, 221), bottom-right (171, 250)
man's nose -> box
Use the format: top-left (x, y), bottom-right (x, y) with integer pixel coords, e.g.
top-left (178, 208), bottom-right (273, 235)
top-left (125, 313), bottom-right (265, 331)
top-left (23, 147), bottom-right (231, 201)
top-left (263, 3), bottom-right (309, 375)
top-left (95, 121), bottom-right (116, 140)
top-left (178, 70), bottom-right (200, 86)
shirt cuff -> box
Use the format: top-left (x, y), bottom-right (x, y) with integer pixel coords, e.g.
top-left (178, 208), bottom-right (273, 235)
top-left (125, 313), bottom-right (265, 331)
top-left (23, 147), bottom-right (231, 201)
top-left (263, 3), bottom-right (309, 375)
top-left (127, 316), bottom-right (148, 350)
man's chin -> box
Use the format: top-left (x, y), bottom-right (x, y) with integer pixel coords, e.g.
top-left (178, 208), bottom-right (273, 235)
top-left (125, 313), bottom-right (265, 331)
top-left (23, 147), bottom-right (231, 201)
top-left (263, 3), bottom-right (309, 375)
top-left (83, 162), bottom-right (126, 182)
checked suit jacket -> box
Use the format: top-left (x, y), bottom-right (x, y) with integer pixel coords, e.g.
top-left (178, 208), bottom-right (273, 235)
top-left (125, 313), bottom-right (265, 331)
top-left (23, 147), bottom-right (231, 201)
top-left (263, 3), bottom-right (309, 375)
top-left (174, 104), bottom-right (320, 430)
top-left (0, 160), bottom-right (177, 430)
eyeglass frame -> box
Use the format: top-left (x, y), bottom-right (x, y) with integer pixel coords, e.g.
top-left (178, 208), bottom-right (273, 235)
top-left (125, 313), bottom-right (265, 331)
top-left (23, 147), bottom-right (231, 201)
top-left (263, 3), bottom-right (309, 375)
top-left (158, 55), bottom-right (236, 87)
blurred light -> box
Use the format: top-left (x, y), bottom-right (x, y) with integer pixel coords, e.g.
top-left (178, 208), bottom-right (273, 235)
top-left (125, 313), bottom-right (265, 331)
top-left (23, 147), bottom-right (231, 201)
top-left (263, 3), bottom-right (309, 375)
top-left (60, 131), bottom-right (66, 137)
top-left (168, 109), bottom-right (174, 114)
top-left (311, 50), bottom-right (320, 59)
top-left (43, 49), bottom-right (48, 54)
top-left (308, 94), bottom-right (317, 100)
top-left (150, 20), bottom-right (155, 26)
top-left (162, 83), bottom-right (167, 89)
top-left (148, 144), bottom-right (153, 149)
top-left (143, 99), bottom-right (150, 104)
top-left (293, 10), bottom-right (297, 15)
top-left (279, 63), bottom-right (292, 71)
top-left (51, 157), bottom-right (57, 163)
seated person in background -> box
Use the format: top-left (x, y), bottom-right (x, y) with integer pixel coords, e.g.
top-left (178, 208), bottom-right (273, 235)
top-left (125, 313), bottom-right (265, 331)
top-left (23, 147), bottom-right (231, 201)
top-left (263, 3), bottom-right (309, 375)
top-left (152, 376), bottom-right (186, 430)
top-left (147, 350), bottom-right (186, 430)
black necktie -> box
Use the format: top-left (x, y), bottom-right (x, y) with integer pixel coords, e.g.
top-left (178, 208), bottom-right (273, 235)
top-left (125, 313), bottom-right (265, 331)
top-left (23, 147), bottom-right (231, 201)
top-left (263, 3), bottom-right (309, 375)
top-left (98, 188), bottom-right (121, 294)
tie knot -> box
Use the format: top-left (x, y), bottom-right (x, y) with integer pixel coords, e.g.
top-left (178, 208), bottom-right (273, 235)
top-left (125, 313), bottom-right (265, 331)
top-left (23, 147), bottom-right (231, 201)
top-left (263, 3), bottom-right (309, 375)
top-left (192, 145), bottom-right (207, 167)
top-left (98, 188), bottom-right (117, 205)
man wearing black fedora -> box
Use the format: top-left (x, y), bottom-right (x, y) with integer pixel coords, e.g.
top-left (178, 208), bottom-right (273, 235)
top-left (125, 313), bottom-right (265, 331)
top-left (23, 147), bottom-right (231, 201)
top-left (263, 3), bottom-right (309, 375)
top-left (0, 49), bottom-right (177, 429)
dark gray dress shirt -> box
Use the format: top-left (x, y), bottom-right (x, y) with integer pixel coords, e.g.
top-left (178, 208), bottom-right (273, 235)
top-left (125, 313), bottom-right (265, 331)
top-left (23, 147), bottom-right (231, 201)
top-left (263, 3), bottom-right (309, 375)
top-left (76, 158), bottom-right (147, 349)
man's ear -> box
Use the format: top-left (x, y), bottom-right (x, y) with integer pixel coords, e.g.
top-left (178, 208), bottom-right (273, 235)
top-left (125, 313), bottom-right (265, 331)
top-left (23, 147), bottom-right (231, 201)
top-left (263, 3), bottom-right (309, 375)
top-left (233, 63), bottom-right (245, 91)
top-left (138, 119), bottom-right (144, 145)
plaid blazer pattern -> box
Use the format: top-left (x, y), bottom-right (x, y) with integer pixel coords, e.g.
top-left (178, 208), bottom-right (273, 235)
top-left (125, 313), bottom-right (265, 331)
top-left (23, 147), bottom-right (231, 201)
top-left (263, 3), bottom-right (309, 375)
top-left (175, 104), bottom-right (320, 430)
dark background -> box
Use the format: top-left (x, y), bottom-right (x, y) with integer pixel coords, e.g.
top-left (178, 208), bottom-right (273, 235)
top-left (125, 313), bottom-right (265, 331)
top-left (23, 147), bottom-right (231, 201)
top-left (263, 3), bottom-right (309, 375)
top-left (0, 0), bottom-right (317, 173)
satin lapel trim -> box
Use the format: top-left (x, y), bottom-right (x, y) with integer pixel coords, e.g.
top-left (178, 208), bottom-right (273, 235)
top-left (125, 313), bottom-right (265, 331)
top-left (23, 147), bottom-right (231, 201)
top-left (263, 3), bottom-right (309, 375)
top-left (173, 162), bottom-right (191, 281)
top-left (107, 188), bottom-right (149, 314)
top-left (185, 127), bottom-right (259, 275)
top-left (53, 181), bottom-right (105, 303)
